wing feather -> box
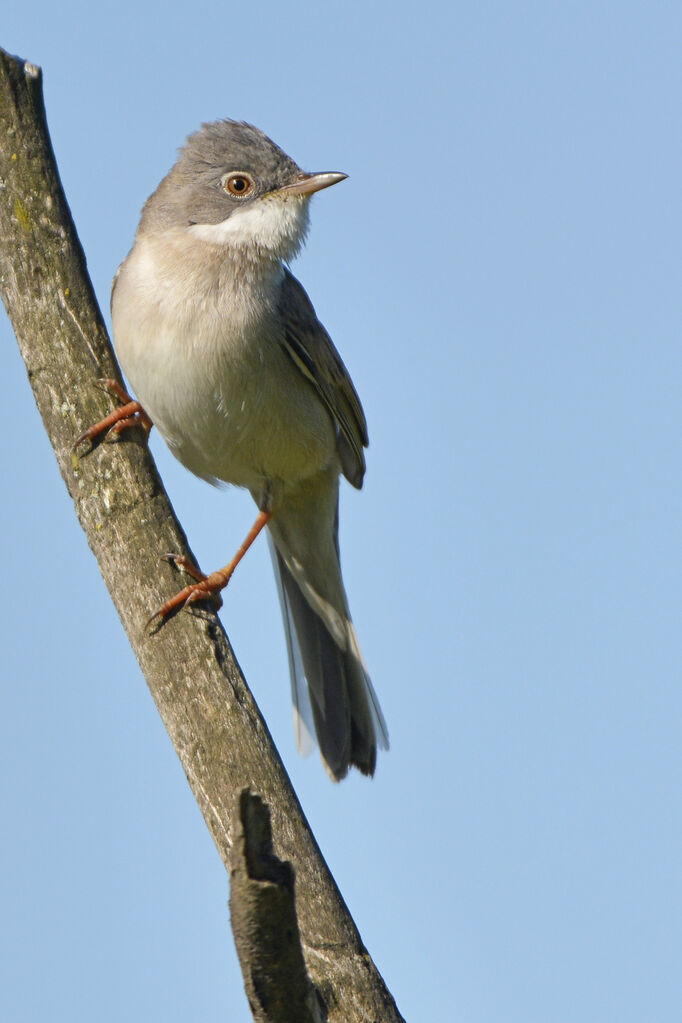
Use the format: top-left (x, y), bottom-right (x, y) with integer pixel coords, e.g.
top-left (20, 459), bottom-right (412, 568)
top-left (278, 268), bottom-right (368, 489)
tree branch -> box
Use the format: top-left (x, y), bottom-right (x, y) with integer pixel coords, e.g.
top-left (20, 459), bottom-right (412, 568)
top-left (0, 47), bottom-right (404, 1023)
top-left (230, 790), bottom-right (323, 1023)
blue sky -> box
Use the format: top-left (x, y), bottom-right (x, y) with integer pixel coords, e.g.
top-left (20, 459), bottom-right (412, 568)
top-left (1, 3), bottom-right (680, 1021)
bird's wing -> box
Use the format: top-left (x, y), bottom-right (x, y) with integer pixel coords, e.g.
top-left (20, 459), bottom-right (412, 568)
top-left (278, 268), bottom-right (368, 489)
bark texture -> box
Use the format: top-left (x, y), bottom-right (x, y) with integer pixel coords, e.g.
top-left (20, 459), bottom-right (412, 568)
top-left (230, 790), bottom-right (323, 1023)
top-left (0, 47), bottom-right (404, 1023)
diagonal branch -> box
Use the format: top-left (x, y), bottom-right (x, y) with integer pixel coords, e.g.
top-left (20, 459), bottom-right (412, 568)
top-left (0, 47), bottom-right (404, 1023)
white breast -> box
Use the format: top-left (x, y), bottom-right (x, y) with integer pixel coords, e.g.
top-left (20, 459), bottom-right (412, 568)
top-left (111, 229), bottom-right (336, 495)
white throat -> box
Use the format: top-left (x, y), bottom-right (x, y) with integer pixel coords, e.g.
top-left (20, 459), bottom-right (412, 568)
top-left (189, 194), bottom-right (310, 262)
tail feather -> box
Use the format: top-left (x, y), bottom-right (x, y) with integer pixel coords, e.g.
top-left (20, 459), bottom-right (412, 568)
top-left (269, 535), bottom-right (316, 757)
top-left (269, 540), bottom-right (387, 780)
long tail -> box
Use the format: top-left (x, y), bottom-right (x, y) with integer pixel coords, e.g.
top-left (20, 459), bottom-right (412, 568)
top-left (269, 538), bottom-right (389, 781)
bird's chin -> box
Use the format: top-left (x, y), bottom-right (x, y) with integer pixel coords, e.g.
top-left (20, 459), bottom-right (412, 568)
top-left (189, 195), bottom-right (310, 261)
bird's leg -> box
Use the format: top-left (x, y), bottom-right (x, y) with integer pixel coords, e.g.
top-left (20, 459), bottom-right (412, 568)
top-left (148, 508), bottom-right (273, 628)
top-left (74, 378), bottom-right (152, 451)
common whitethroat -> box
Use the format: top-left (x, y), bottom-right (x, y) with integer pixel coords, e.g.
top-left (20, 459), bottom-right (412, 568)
top-left (81, 119), bottom-right (388, 781)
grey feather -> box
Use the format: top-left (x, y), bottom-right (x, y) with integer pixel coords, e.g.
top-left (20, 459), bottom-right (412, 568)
top-left (270, 543), bottom-right (385, 781)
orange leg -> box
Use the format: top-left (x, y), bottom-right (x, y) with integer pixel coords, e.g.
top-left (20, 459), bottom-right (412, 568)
top-left (74, 378), bottom-right (152, 451)
top-left (148, 509), bottom-right (273, 628)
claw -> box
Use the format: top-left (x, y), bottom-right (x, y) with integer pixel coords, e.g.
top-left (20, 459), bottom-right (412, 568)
top-left (95, 378), bottom-right (132, 403)
top-left (74, 379), bottom-right (152, 453)
top-left (160, 553), bottom-right (207, 583)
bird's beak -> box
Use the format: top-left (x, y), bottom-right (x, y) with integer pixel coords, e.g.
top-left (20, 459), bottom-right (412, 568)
top-left (276, 171), bottom-right (348, 197)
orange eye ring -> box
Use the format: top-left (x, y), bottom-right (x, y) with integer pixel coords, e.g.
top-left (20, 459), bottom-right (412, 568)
top-left (222, 173), bottom-right (254, 197)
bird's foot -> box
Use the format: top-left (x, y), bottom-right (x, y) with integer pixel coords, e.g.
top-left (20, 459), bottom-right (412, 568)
top-left (147, 562), bottom-right (232, 630)
top-left (148, 508), bottom-right (272, 631)
top-left (74, 378), bottom-right (152, 451)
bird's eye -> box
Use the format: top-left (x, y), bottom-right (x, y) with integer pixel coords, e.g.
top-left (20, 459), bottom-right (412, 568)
top-left (221, 173), bottom-right (254, 197)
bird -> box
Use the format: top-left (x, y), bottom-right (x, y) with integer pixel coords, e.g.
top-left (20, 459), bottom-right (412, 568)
top-left (89, 119), bottom-right (388, 781)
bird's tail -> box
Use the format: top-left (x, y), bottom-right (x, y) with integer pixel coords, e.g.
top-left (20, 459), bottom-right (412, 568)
top-left (269, 538), bottom-right (389, 781)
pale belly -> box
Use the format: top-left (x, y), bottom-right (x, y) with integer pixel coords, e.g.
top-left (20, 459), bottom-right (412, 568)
top-left (111, 248), bottom-right (336, 497)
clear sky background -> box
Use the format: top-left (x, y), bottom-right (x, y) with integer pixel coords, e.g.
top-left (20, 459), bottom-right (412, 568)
top-left (1, 4), bottom-right (680, 1021)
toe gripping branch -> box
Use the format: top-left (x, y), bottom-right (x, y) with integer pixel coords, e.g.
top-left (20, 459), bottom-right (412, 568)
top-left (147, 509), bottom-right (272, 629)
top-left (74, 378), bottom-right (152, 451)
